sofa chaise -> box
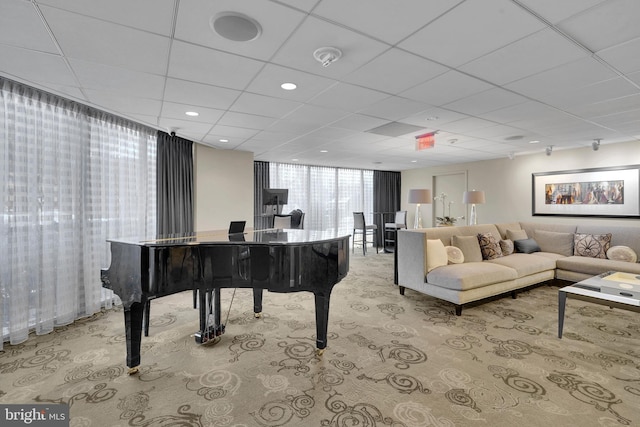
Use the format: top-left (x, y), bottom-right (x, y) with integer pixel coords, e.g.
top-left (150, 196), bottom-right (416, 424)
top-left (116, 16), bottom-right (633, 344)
top-left (396, 222), bottom-right (640, 315)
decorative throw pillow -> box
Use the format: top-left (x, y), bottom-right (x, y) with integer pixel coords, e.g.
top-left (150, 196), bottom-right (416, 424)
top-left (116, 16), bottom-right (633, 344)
top-left (534, 230), bottom-right (574, 256)
top-left (445, 245), bottom-right (464, 264)
top-left (426, 239), bottom-right (449, 272)
top-left (477, 232), bottom-right (503, 260)
top-left (451, 235), bottom-right (483, 263)
top-left (506, 229), bottom-right (528, 241)
top-left (606, 245), bottom-right (638, 263)
top-left (499, 239), bottom-right (514, 256)
top-left (514, 238), bottom-right (541, 254)
top-left (574, 233), bottom-right (611, 258)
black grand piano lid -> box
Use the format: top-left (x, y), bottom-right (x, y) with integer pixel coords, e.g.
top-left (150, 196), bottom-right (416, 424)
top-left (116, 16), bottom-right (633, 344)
top-left (108, 229), bottom-right (351, 246)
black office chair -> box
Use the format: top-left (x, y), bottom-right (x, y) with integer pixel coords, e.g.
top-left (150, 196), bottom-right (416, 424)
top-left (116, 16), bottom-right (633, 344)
top-left (288, 209), bottom-right (305, 229)
top-left (384, 210), bottom-right (407, 252)
top-left (352, 212), bottom-right (378, 255)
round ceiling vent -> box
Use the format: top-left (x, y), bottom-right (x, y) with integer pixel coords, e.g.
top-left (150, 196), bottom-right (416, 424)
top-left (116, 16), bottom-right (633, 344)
top-left (210, 13), bottom-right (262, 42)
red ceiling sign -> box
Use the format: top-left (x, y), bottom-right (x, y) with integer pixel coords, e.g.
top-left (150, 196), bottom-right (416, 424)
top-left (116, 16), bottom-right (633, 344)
top-left (415, 132), bottom-right (435, 150)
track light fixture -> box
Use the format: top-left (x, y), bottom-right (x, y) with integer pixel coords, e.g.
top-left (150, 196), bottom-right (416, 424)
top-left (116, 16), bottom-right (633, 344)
top-left (545, 145), bottom-right (553, 156)
top-left (592, 138), bottom-right (601, 151)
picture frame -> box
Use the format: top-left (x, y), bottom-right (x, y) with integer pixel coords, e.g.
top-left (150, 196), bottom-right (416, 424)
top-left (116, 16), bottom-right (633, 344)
top-left (532, 165), bottom-right (640, 218)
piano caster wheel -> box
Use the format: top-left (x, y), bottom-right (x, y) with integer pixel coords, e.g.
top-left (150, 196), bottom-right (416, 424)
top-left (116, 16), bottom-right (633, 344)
top-left (316, 348), bottom-right (325, 356)
top-left (254, 312), bottom-right (262, 318)
top-left (128, 367), bottom-right (139, 375)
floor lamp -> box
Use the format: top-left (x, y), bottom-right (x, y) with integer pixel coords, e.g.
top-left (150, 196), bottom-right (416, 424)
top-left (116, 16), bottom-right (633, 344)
top-left (463, 190), bottom-right (485, 225)
top-left (408, 189), bottom-right (431, 229)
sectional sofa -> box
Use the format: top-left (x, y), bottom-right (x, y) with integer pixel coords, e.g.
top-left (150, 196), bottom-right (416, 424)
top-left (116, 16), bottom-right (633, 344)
top-left (396, 222), bottom-right (640, 315)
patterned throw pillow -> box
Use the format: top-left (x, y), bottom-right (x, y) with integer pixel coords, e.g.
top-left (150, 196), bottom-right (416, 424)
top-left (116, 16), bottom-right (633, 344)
top-left (445, 245), bottom-right (464, 264)
top-left (499, 239), bottom-right (514, 256)
top-left (573, 233), bottom-right (612, 258)
top-left (477, 232), bottom-right (503, 260)
top-left (606, 245), bottom-right (638, 263)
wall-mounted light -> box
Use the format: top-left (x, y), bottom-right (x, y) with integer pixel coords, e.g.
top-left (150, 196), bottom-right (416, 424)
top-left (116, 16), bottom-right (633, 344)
top-left (545, 145), bottom-right (553, 156)
top-left (592, 138), bottom-right (601, 151)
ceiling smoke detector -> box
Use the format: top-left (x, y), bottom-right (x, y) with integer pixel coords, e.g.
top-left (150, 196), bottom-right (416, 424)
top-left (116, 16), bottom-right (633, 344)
top-left (313, 47), bottom-right (342, 67)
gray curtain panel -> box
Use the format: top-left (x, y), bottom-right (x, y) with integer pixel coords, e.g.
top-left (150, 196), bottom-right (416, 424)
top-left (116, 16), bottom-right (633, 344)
top-left (373, 170), bottom-right (401, 243)
top-left (157, 131), bottom-right (194, 235)
top-left (254, 161), bottom-right (270, 230)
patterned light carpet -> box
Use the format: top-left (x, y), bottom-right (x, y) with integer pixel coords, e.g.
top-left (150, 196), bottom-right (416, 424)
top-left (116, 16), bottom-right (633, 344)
top-left (1, 251), bottom-right (639, 426)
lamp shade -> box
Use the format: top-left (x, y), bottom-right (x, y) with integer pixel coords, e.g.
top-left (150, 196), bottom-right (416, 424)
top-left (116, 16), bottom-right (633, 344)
top-left (408, 189), bottom-right (432, 204)
top-left (462, 190), bottom-right (485, 204)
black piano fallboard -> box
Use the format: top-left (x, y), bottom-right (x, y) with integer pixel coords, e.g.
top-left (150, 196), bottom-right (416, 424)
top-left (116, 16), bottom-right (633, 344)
top-left (101, 229), bottom-right (350, 372)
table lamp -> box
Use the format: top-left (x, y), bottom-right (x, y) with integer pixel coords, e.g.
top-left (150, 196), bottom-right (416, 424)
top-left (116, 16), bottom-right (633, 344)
top-left (463, 190), bottom-right (485, 225)
top-left (408, 189), bottom-right (431, 229)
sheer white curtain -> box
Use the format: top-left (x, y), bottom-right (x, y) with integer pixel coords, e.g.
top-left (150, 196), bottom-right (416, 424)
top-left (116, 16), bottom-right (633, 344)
top-left (0, 79), bottom-right (156, 349)
top-left (269, 163), bottom-right (373, 234)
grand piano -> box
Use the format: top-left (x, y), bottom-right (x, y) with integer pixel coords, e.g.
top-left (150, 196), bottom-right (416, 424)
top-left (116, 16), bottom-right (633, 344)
top-left (101, 228), bottom-right (350, 373)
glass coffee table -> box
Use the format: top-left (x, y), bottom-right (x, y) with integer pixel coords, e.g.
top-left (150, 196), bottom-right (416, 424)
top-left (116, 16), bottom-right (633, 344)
top-left (558, 271), bottom-right (640, 338)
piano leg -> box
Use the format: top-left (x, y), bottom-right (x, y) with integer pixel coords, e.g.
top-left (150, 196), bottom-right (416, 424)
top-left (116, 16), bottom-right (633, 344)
top-left (124, 302), bottom-right (144, 374)
top-left (314, 292), bottom-right (330, 356)
top-left (253, 288), bottom-right (263, 318)
top-left (195, 288), bottom-right (225, 344)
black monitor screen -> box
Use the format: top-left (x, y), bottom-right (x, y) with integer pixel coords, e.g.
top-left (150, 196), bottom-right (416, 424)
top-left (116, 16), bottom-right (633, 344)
top-left (262, 188), bottom-right (288, 205)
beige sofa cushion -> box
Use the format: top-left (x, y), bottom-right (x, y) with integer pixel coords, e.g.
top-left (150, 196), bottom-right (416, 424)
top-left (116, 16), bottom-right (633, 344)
top-left (426, 262), bottom-right (517, 291)
top-left (557, 256), bottom-right (640, 276)
top-left (506, 229), bottom-right (527, 241)
top-left (534, 230), bottom-right (574, 256)
top-left (487, 253), bottom-right (556, 278)
top-left (452, 235), bottom-right (483, 263)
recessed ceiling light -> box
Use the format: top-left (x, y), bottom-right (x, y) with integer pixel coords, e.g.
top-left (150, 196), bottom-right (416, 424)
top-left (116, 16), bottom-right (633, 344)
top-left (292, 158), bottom-right (299, 162)
top-left (320, 150), bottom-right (328, 153)
top-left (219, 139), bottom-right (229, 143)
top-left (185, 111), bottom-right (199, 117)
top-left (411, 160), bottom-right (417, 163)
top-left (281, 82), bottom-right (297, 90)
top-left (529, 140), bottom-right (540, 144)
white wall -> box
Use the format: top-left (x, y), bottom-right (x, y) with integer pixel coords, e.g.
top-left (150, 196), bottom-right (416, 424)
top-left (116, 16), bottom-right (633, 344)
top-left (194, 144), bottom-right (254, 231)
top-left (402, 140), bottom-right (639, 229)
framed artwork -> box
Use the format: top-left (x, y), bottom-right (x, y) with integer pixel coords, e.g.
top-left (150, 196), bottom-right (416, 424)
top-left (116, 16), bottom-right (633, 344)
top-left (532, 165), bottom-right (640, 218)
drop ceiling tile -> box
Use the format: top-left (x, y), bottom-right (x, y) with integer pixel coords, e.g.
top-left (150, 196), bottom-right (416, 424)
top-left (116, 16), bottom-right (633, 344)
top-left (281, 104), bottom-right (351, 126)
top-left (1, 1), bottom-right (58, 52)
top-left (439, 117), bottom-right (498, 134)
top-left (164, 78), bottom-right (241, 110)
top-left (0, 45), bottom-right (76, 87)
top-left (69, 59), bottom-right (165, 99)
top-left (359, 96), bottom-right (432, 121)
top-left (505, 56), bottom-right (618, 101)
top-left (270, 16), bottom-right (389, 79)
top-left (550, 77), bottom-right (640, 109)
top-left (274, 0), bottom-right (319, 12)
top-left (444, 88), bottom-right (528, 116)
top-left (343, 48), bottom-right (449, 95)
top-left (398, 0), bottom-right (546, 67)
top-left (567, 93), bottom-right (640, 119)
top-left (558, 0), bottom-right (640, 52)
top-left (515, 0), bottom-right (607, 24)
top-left (217, 111), bottom-right (278, 130)
top-left (330, 114), bottom-right (389, 132)
top-left (160, 101), bottom-right (224, 123)
top-left (401, 107), bottom-right (466, 127)
top-left (39, 0), bottom-right (176, 36)
top-left (40, 5), bottom-right (170, 74)
top-left (168, 41), bottom-right (264, 90)
top-left (312, 0), bottom-right (463, 45)
top-left (460, 28), bottom-right (588, 85)
top-left (84, 89), bottom-right (162, 116)
top-left (175, 0), bottom-right (306, 61)
top-left (597, 38), bottom-right (640, 74)
top-left (245, 64), bottom-right (338, 102)
top-left (400, 70), bottom-right (494, 106)
top-left (308, 82), bottom-right (389, 112)
top-left (231, 92), bottom-right (302, 118)
top-left (206, 125), bottom-right (259, 139)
